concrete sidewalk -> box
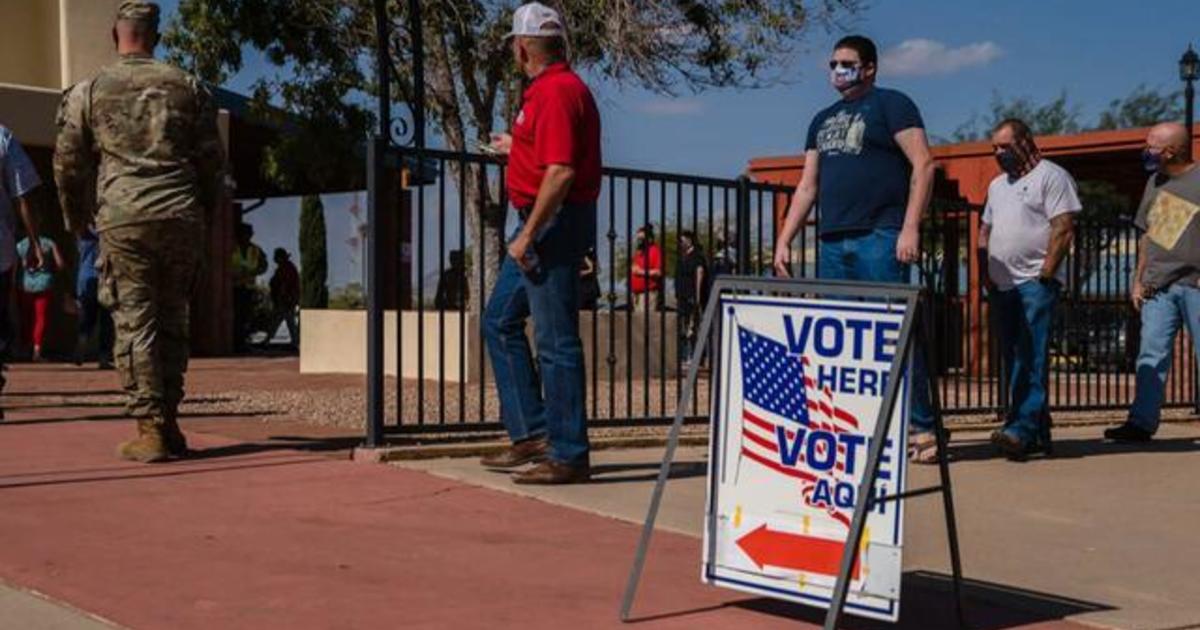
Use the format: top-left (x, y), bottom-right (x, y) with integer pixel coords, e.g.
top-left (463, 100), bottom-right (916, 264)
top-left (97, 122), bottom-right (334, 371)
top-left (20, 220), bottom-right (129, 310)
top-left (0, 361), bottom-right (1191, 629)
top-left (0, 581), bottom-right (118, 629)
top-left (400, 426), bottom-right (1200, 630)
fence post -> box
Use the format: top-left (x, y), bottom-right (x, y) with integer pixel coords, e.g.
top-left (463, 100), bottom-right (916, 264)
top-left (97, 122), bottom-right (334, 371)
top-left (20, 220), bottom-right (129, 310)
top-left (1194, 354), bottom-right (1200, 415)
top-left (736, 175), bottom-right (752, 274)
top-left (364, 0), bottom-right (390, 449)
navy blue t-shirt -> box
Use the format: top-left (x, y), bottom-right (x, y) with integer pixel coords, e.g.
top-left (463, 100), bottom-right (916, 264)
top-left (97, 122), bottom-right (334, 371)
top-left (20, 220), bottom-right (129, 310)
top-left (805, 87), bottom-right (924, 236)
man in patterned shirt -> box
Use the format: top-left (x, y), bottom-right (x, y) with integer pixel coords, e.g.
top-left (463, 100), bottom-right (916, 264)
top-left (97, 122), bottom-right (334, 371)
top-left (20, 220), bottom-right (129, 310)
top-left (1106, 122), bottom-right (1200, 442)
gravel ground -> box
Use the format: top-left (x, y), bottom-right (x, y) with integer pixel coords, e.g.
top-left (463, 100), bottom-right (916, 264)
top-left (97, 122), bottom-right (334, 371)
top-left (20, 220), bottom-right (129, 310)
top-left (11, 373), bottom-right (1197, 436)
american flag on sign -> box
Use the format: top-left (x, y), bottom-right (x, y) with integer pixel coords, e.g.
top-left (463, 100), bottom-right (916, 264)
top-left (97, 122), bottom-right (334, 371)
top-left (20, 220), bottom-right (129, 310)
top-left (737, 325), bottom-right (863, 528)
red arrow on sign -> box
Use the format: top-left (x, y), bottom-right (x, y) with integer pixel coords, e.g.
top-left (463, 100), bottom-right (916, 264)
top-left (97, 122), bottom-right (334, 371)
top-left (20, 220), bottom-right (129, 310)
top-left (735, 524), bottom-right (861, 580)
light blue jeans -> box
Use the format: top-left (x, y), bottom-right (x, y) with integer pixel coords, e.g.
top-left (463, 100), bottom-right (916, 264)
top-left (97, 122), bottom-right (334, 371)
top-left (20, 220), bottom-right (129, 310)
top-left (818, 227), bottom-right (935, 433)
top-left (1128, 283), bottom-right (1200, 433)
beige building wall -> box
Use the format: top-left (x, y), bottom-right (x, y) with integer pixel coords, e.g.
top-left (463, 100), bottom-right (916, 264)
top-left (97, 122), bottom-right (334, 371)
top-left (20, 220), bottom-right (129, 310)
top-left (0, 0), bottom-right (60, 89)
top-left (60, 0), bottom-right (122, 87)
top-left (0, 0), bottom-right (122, 147)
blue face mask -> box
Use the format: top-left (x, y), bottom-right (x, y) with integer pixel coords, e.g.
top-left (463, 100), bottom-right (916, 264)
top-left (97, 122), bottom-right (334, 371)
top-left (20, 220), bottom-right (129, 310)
top-left (831, 66), bottom-right (861, 91)
top-left (1142, 149), bottom-right (1164, 173)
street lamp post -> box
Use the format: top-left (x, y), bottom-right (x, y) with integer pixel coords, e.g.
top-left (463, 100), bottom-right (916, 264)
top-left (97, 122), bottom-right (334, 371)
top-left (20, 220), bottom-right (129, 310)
top-left (1181, 45), bottom-right (1199, 161)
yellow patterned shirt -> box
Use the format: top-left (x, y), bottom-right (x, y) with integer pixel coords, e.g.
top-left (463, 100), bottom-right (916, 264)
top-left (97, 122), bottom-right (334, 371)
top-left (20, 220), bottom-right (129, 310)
top-left (1135, 167), bottom-right (1200, 290)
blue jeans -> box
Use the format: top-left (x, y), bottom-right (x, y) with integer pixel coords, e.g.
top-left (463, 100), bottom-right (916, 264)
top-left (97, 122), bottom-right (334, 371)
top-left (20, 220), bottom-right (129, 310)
top-left (993, 280), bottom-right (1058, 443)
top-left (1128, 283), bottom-right (1200, 433)
top-left (818, 227), bottom-right (935, 432)
top-left (482, 204), bottom-right (594, 464)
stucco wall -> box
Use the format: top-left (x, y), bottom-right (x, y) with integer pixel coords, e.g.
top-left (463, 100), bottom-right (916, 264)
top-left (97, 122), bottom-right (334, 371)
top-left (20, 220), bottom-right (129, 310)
top-left (0, 0), bottom-right (60, 89)
top-left (0, 83), bottom-right (61, 148)
top-left (300, 309), bottom-right (681, 381)
top-left (60, 0), bottom-right (122, 86)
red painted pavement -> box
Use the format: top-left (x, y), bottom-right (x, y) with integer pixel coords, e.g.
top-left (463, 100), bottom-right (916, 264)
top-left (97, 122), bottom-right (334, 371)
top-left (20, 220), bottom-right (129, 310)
top-left (0, 374), bottom-right (1091, 629)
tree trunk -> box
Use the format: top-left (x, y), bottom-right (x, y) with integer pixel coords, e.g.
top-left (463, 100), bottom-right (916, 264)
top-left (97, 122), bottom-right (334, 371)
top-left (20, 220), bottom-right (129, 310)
top-left (452, 163), bottom-right (505, 317)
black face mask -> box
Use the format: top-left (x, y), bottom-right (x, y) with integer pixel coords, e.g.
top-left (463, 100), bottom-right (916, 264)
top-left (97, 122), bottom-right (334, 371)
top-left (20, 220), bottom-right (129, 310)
top-left (996, 149), bottom-right (1021, 176)
top-left (1142, 149), bottom-right (1165, 173)
top-left (637, 237), bottom-right (646, 248)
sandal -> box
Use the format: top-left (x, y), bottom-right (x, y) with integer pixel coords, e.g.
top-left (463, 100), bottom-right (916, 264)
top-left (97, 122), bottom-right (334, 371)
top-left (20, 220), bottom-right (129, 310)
top-left (908, 432), bottom-right (940, 465)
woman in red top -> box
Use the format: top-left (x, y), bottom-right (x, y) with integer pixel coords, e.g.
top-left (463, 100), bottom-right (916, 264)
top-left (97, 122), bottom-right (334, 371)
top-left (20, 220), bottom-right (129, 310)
top-left (629, 224), bottom-right (662, 311)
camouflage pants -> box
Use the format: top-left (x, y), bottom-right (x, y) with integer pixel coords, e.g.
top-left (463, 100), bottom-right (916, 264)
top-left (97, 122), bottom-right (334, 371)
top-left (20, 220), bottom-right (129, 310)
top-left (99, 221), bottom-right (201, 420)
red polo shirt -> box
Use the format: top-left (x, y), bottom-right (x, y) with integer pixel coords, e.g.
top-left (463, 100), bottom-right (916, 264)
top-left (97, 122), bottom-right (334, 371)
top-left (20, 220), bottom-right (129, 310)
top-left (506, 63), bottom-right (602, 209)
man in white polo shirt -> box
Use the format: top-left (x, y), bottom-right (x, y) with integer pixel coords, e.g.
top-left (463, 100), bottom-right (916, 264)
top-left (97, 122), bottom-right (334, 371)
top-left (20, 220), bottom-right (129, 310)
top-left (979, 118), bottom-right (1081, 460)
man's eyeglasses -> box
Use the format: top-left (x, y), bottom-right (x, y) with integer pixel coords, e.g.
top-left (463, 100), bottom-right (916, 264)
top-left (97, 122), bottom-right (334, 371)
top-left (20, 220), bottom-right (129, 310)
top-left (828, 60), bottom-right (859, 70)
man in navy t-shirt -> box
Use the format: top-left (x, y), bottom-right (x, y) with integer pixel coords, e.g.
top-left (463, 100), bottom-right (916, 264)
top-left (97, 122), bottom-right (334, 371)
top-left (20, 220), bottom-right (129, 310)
top-left (772, 35), bottom-right (938, 457)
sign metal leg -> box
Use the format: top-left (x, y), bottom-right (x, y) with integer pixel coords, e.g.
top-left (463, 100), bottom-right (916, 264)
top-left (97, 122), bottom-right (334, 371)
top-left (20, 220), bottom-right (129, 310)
top-left (619, 289), bottom-right (722, 622)
top-left (922, 296), bottom-right (968, 630)
top-left (822, 293), bottom-right (920, 630)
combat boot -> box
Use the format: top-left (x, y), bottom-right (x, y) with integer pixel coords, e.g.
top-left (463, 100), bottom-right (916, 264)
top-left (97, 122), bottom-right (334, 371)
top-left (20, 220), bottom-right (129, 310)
top-left (163, 412), bottom-right (190, 457)
top-left (117, 418), bottom-right (171, 463)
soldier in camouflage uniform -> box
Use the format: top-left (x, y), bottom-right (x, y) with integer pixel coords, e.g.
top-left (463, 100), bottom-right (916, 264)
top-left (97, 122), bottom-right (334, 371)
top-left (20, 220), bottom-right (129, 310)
top-left (54, 0), bottom-right (225, 463)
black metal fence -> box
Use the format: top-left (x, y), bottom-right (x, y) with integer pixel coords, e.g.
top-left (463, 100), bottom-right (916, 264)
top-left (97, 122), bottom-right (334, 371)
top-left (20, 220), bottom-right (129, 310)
top-left (380, 148), bottom-right (1195, 433)
top-left (920, 208), bottom-right (1197, 417)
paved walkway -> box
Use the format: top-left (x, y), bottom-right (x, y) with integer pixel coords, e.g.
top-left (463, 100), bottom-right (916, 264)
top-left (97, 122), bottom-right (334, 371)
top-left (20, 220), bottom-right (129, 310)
top-left (402, 427), bottom-right (1200, 630)
top-left (0, 360), bottom-right (1193, 629)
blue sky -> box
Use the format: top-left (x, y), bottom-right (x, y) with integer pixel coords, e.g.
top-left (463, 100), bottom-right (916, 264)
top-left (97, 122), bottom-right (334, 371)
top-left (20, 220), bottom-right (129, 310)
top-left (156, 0), bottom-right (1200, 290)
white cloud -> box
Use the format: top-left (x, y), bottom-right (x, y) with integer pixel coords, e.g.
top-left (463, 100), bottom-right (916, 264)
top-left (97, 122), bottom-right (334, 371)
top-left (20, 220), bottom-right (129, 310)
top-left (636, 98), bottom-right (704, 116)
top-left (880, 38), bottom-right (1003, 77)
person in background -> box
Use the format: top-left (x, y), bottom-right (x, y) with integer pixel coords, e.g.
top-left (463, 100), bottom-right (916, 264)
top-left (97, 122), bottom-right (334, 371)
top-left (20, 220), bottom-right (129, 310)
top-left (267, 248), bottom-right (300, 350)
top-left (979, 118), bottom-right (1080, 460)
top-left (579, 247), bottom-right (600, 310)
top-left (629, 223), bottom-right (662, 311)
top-left (771, 34), bottom-right (938, 462)
top-left (712, 236), bottom-right (737, 277)
top-left (17, 233), bottom-right (64, 362)
top-left (75, 225), bottom-right (114, 368)
top-left (1105, 122), bottom-right (1200, 443)
top-left (0, 122), bottom-right (46, 413)
top-left (231, 222), bottom-right (267, 352)
top-left (434, 249), bottom-right (467, 311)
top-left (675, 230), bottom-right (708, 365)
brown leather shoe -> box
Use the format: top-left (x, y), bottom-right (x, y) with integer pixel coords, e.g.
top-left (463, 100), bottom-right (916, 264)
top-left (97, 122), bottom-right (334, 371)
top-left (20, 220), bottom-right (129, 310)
top-left (512, 459), bottom-right (591, 485)
top-left (479, 437), bottom-right (549, 469)
top-left (990, 429), bottom-right (1028, 462)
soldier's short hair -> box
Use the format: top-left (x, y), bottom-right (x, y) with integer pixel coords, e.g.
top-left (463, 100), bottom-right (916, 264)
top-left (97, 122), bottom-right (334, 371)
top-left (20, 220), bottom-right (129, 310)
top-left (116, 0), bottom-right (160, 39)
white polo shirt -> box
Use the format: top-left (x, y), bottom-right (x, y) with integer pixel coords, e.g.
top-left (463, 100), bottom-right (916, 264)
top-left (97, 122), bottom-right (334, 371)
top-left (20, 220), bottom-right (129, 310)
top-left (983, 159), bottom-right (1082, 291)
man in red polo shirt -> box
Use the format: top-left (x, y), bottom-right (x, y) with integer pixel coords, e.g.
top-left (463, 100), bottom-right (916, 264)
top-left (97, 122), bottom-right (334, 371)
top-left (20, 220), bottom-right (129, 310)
top-left (479, 2), bottom-right (601, 485)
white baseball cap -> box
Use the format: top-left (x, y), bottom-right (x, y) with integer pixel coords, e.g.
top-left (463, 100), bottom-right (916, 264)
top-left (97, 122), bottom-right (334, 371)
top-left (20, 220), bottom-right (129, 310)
top-left (506, 2), bottom-right (565, 39)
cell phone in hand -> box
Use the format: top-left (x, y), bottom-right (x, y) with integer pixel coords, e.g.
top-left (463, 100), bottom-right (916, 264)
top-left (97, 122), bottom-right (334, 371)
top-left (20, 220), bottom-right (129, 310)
top-left (477, 143), bottom-right (502, 156)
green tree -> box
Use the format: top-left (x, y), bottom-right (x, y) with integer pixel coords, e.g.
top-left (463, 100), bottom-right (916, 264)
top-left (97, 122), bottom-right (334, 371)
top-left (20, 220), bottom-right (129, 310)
top-left (952, 91), bottom-right (1082, 141)
top-left (329, 282), bottom-right (367, 310)
top-left (299, 195), bottom-right (329, 308)
top-left (947, 84), bottom-right (1185, 143)
top-left (165, 0), bottom-right (863, 313)
top-left (1094, 84), bottom-right (1183, 130)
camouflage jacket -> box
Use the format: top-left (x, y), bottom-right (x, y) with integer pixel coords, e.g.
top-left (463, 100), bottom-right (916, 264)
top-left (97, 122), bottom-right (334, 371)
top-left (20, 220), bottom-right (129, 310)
top-left (53, 53), bottom-right (225, 233)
